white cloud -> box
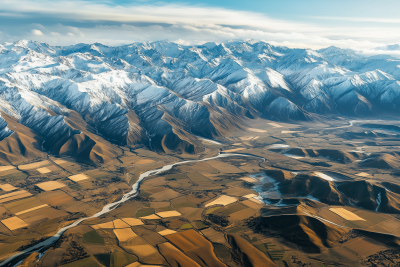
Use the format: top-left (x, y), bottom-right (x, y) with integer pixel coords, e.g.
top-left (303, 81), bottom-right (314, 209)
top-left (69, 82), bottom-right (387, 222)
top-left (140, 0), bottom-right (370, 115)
top-left (31, 29), bottom-right (44, 36)
top-left (309, 16), bottom-right (400, 23)
top-left (0, 0), bottom-right (399, 51)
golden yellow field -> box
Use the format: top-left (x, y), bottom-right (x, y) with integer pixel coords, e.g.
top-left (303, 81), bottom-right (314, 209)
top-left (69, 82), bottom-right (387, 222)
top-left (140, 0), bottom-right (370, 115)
top-left (94, 221), bottom-right (114, 229)
top-left (113, 228), bottom-right (137, 242)
top-left (1, 216), bottom-right (28, 230)
top-left (139, 214), bottom-right (160, 219)
top-left (68, 173), bottom-right (89, 182)
top-left (248, 198), bottom-right (264, 204)
top-left (157, 229), bottom-right (176, 236)
top-left (0, 190), bottom-right (32, 204)
top-left (243, 193), bottom-right (258, 199)
top-left (113, 219), bottom-right (130, 228)
top-left (0, 184), bottom-right (17, 191)
top-left (0, 166), bottom-right (15, 172)
top-left (15, 204), bottom-right (49, 216)
top-left (205, 195), bottom-right (238, 207)
top-left (35, 181), bottom-right (66, 191)
top-left (19, 160), bottom-right (51, 170)
top-left (122, 218), bottom-right (144, 226)
top-left (330, 208), bottom-right (365, 221)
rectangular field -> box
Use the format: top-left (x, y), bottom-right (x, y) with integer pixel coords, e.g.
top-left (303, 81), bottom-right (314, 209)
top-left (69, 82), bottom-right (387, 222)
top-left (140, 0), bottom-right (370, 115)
top-left (19, 160), bottom-right (51, 170)
top-left (329, 208), bottom-right (365, 221)
top-left (205, 195), bottom-right (238, 207)
top-left (4, 197), bottom-right (43, 214)
top-left (186, 173), bottom-right (210, 183)
top-left (0, 184), bottom-right (17, 191)
top-left (96, 221), bottom-right (114, 229)
top-left (113, 228), bottom-right (137, 242)
top-left (15, 204), bottom-right (49, 216)
top-left (68, 173), bottom-right (90, 182)
top-left (1, 216), bottom-right (28, 230)
top-left (158, 229), bottom-right (176, 236)
top-left (0, 190), bottom-right (32, 204)
top-left (139, 214), bottom-right (160, 220)
top-left (36, 181), bottom-right (66, 191)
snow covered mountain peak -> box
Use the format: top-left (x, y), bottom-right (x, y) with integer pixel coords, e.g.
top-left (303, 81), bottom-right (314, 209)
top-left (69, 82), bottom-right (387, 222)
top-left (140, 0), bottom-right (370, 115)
top-left (0, 39), bottom-right (400, 160)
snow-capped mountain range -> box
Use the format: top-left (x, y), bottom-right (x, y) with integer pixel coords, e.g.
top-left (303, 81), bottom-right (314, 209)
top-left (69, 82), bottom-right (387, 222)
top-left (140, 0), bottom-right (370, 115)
top-left (0, 39), bottom-right (400, 160)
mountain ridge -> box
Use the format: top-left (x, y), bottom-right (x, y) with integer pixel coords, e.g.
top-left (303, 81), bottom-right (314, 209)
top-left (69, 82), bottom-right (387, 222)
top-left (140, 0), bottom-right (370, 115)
top-left (1, 39), bottom-right (400, 163)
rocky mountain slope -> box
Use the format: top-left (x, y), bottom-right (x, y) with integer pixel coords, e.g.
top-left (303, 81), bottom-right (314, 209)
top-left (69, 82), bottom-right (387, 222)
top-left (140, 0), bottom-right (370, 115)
top-left (0, 40), bottom-right (400, 163)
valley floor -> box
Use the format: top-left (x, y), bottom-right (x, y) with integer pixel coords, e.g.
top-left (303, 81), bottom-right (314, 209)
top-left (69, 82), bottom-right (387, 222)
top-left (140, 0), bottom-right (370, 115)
top-left (2, 117), bottom-right (400, 266)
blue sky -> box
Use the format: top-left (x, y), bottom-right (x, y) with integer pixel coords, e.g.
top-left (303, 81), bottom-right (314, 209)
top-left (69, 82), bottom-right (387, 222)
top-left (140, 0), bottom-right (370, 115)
top-left (1, 0), bottom-right (400, 52)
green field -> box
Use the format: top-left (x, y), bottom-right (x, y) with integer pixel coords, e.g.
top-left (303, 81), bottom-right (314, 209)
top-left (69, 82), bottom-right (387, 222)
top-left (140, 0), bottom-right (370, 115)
top-left (135, 208), bottom-right (155, 217)
top-left (187, 173), bottom-right (210, 183)
top-left (180, 223), bottom-right (193, 230)
top-left (137, 191), bottom-right (152, 198)
top-left (159, 206), bottom-right (173, 211)
top-left (83, 230), bottom-right (105, 245)
top-left (206, 207), bottom-right (221, 214)
top-left (193, 221), bottom-right (208, 230)
top-left (344, 221), bottom-right (369, 229)
top-left (112, 251), bottom-right (138, 267)
top-left (94, 254), bottom-right (111, 267)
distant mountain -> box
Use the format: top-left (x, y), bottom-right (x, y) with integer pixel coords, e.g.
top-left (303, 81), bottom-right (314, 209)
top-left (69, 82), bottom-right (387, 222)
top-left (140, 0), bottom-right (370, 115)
top-left (1, 40), bottom-right (400, 163)
top-left (375, 44), bottom-right (400, 51)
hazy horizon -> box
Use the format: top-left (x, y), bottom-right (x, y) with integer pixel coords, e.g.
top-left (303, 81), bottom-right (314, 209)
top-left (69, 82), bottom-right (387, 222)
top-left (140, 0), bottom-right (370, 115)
top-left (1, 0), bottom-right (400, 53)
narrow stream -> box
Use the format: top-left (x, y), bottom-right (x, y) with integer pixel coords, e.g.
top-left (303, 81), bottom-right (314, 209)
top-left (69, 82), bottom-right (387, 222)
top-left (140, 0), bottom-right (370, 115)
top-left (2, 152), bottom-right (264, 267)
